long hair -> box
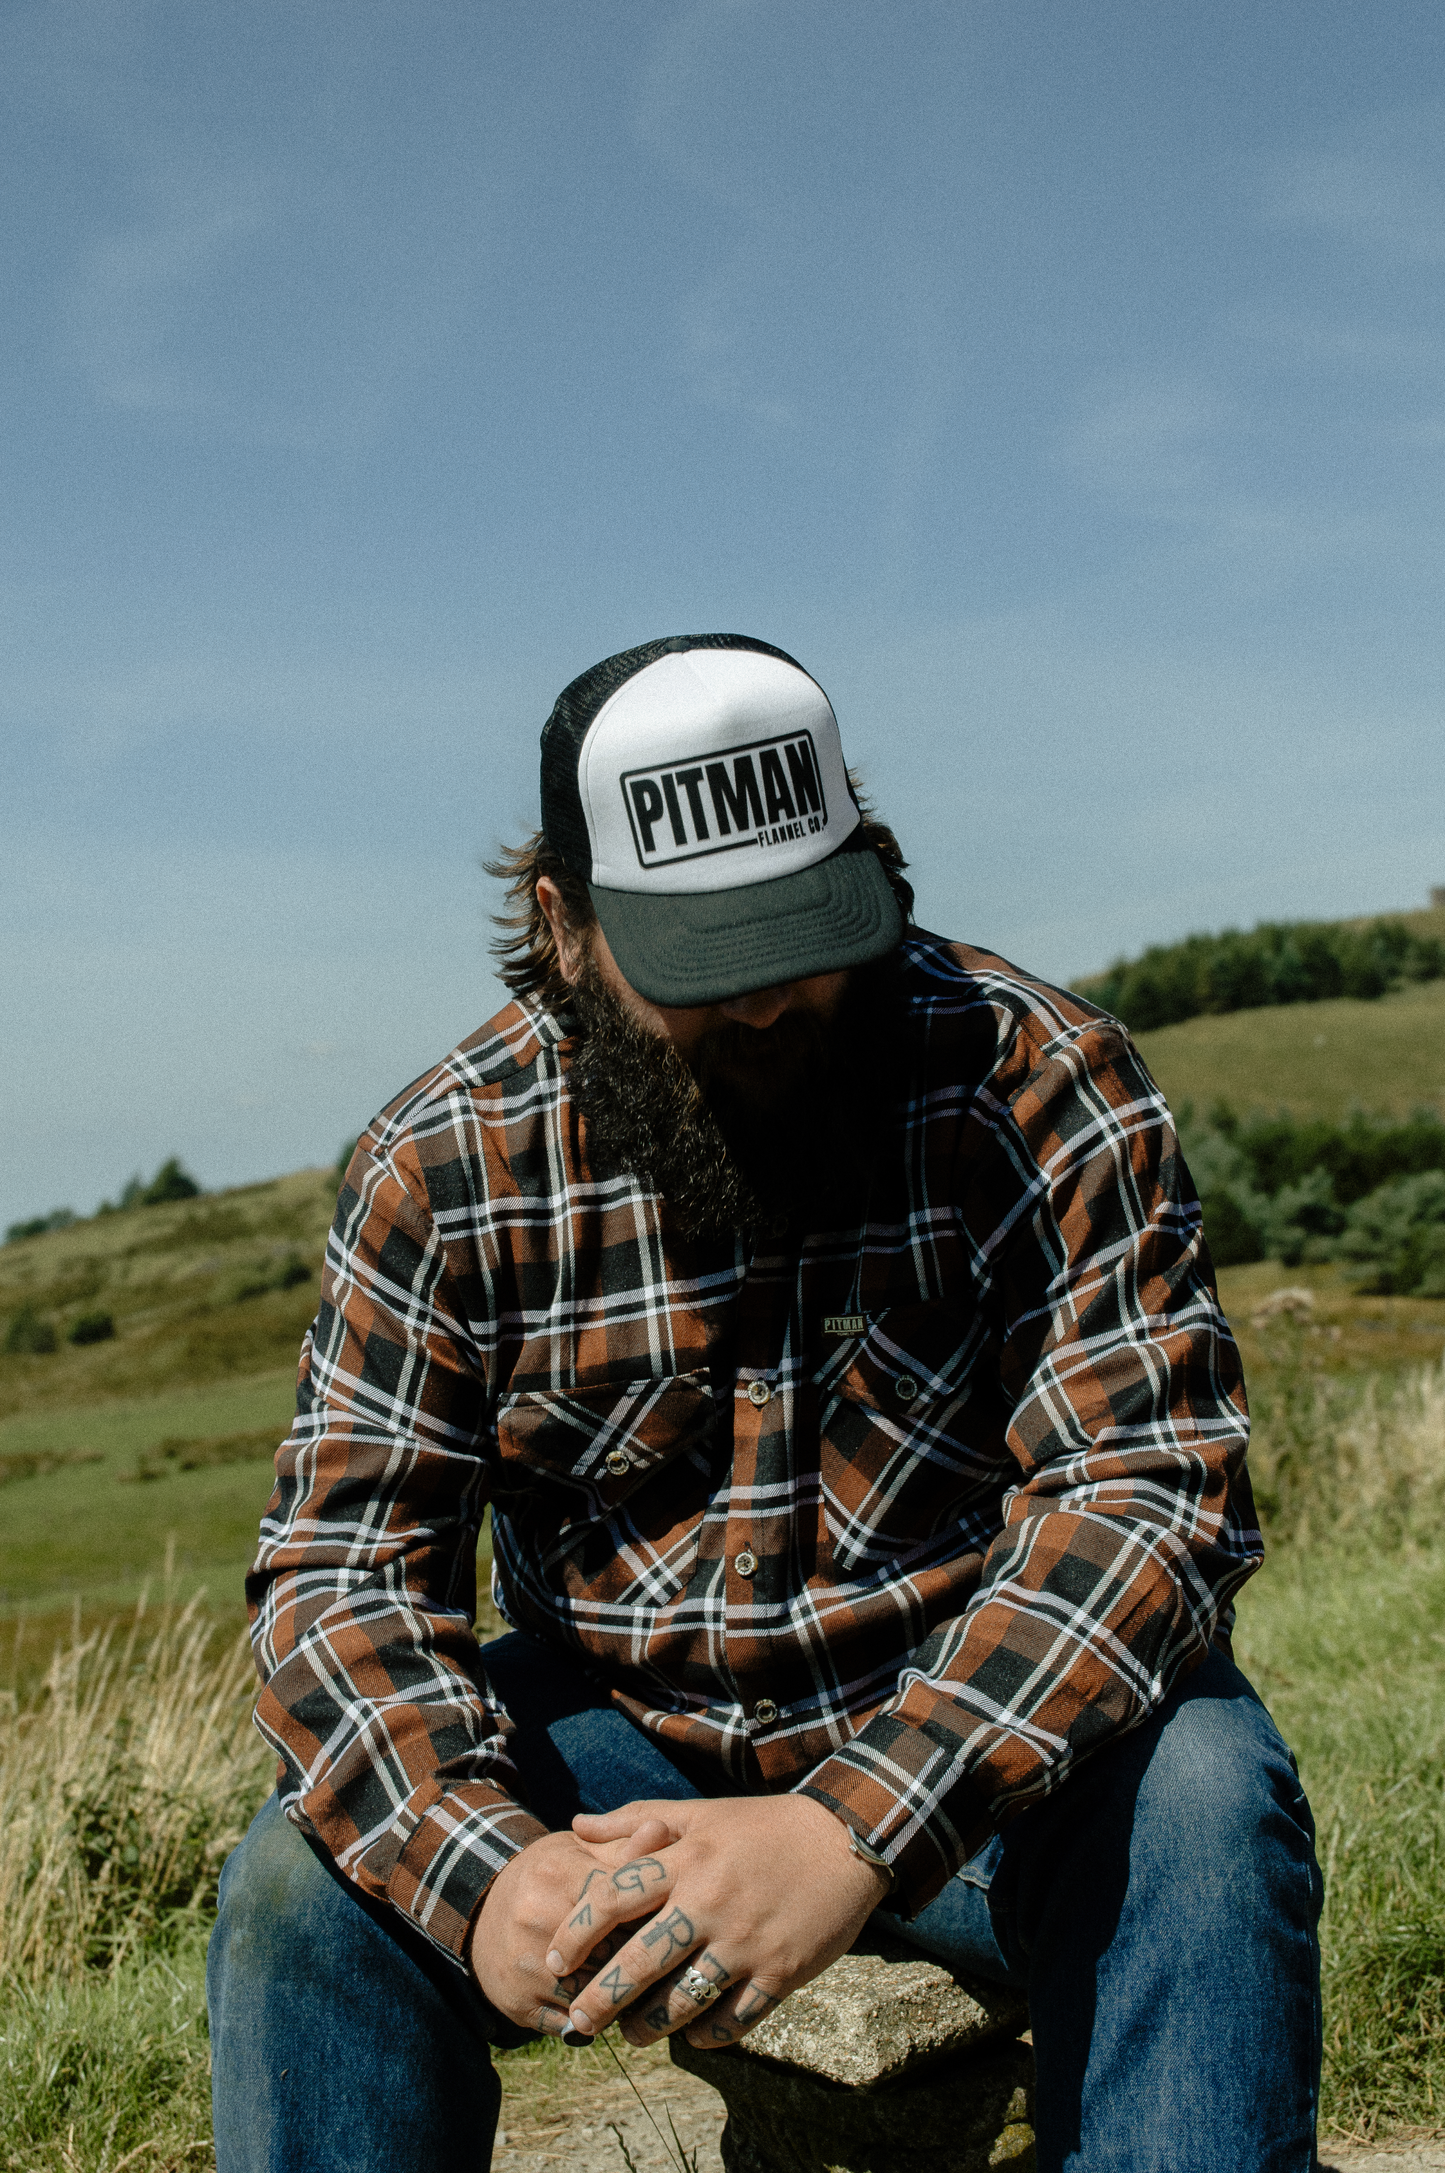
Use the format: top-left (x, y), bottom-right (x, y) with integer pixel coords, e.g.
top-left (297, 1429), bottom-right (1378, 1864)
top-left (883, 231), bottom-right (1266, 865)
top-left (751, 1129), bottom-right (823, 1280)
top-left (486, 774), bottom-right (915, 1012)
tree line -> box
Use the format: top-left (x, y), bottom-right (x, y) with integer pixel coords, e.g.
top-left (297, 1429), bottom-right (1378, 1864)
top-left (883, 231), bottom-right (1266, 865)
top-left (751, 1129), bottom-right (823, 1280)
top-left (1078, 918), bottom-right (1444, 1033)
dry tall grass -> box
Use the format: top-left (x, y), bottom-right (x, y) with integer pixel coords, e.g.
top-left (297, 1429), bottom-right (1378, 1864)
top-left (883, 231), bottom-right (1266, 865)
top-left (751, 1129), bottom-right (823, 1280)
top-left (1247, 1345), bottom-right (1445, 1548)
top-left (3, 1367), bottom-right (1445, 2159)
top-left (0, 1579), bottom-right (272, 1988)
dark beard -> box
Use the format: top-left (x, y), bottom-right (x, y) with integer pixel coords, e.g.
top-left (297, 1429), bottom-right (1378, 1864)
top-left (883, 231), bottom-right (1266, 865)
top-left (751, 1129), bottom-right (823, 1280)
top-left (566, 955), bottom-right (898, 1239)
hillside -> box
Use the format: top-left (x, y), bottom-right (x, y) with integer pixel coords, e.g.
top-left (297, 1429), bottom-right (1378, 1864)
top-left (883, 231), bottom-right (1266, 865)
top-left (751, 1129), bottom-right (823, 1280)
top-left (5, 1120), bottom-right (1444, 1637)
top-left (0, 1170), bottom-right (335, 1633)
top-left (1075, 901), bottom-right (1445, 1037)
top-left (1132, 975), bottom-right (1445, 1122)
top-left (0, 1166), bottom-right (334, 1422)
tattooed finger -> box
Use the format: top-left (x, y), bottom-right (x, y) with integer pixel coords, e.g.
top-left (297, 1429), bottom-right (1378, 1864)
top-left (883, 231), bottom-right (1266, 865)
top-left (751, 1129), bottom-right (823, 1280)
top-left (615, 1949), bottom-right (730, 2046)
top-left (688, 1982), bottom-right (782, 2049)
top-left (608, 1856), bottom-right (668, 1899)
top-left (549, 1853), bottom-right (679, 1977)
top-left (640, 1905), bottom-right (695, 1964)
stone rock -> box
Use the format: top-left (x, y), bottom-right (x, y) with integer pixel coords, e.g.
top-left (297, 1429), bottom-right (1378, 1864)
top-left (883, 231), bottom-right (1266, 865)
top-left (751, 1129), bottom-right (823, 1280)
top-left (733, 1928), bottom-right (1028, 2090)
top-left (671, 2029), bottom-right (1034, 2173)
top-left (669, 1930), bottom-right (1034, 2172)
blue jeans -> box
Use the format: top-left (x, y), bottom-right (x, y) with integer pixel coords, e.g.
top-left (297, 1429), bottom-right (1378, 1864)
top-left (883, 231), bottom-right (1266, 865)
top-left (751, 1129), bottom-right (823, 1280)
top-left (208, 1636), bottom-right (1322, 2172)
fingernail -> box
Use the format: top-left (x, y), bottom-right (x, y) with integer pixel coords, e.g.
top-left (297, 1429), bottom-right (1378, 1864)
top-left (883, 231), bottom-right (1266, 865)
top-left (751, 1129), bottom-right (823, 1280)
top-left (546, 1950), bottom-right (564, 1973)
top-left (569, 2010), bottom-right (593, 2037)
top-left (562, 2027), bottom-right (592, 2048)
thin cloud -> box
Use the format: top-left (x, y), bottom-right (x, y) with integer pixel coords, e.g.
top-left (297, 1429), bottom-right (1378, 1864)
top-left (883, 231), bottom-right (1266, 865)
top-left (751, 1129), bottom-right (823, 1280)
top-left (1061, 378), bottom-right (1234, 513)
top-left (1264, 103), bottom-right (1445, 265)
top-left (66, 184), bottom-right (271, 415)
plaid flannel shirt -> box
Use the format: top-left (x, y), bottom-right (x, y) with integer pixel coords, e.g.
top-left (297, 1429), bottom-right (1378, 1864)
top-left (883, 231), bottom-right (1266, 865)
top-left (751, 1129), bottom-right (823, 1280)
top-left (247, 929), bottom-right (1260, 1968)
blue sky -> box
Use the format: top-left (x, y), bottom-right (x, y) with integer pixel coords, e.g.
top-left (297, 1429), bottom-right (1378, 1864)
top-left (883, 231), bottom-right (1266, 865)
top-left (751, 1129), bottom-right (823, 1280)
top-left (3, 0), bottom-right (1443, 1228)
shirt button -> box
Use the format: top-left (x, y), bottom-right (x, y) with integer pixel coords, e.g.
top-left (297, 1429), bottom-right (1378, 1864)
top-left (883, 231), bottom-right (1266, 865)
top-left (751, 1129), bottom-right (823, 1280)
top-left (746, 1380), bottom-right (772, 1408)
top-left (894, 1374), bottom-right (919, 1404)
top-left (604, 1449), bottom-right (631, 1476)
top-left (752, 1698), bottom-right (779, 1725)
top-left (734, 1549), bottom-right (758, 1578)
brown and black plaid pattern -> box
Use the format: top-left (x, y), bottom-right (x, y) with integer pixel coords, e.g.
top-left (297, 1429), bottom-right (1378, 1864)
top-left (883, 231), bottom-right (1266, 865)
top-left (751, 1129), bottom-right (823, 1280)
top-left (248, 932), bottom-right (1259, 1967)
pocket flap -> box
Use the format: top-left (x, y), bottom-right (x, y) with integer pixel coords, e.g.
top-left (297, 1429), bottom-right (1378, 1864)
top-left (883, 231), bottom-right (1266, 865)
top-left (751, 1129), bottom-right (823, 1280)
top-left (818, 1305), bottom-right (966, 1418)
top-left (495, 1373), bottom-right (717, 1518)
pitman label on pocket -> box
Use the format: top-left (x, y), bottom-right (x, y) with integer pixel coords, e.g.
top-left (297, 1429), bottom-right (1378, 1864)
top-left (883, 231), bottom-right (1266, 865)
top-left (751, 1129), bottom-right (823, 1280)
top-left (822, 1314), bottom-right (867, 1337)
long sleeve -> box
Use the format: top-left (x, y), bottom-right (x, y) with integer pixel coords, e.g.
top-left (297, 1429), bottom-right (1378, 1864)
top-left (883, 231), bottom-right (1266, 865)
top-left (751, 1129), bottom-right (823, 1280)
top-left (247, 1142), bottom-right (546, 1969)
top-left (799, 1017), bottom-right (1261, 1915)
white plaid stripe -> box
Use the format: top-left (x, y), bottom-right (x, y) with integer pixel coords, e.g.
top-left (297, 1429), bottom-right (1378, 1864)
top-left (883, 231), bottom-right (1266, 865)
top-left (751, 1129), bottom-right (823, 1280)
top-left (247, 932), bottom-right (1259, 1959)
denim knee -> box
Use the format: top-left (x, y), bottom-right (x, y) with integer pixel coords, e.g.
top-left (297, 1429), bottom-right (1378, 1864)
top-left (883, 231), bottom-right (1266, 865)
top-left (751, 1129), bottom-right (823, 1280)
top-left (1122, 1653), bottom-right (1320, 1914)
top-left (209, 1799), bottom-right (501, 2173)
top-left (214, 1795), bottom-right (329, 1956)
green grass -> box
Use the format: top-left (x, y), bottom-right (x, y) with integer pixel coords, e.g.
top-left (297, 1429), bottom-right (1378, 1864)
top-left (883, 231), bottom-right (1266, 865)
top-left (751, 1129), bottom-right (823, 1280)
top-left (0, 1170), bottom-right (338, 1641)
top-left (0, 1374), bottom-right (294, 1625)
top-left (0, 1931), bottom-right (216, 2173)
top-left (0, 1169), bottom-right (335, 1424)
top-left (1132, 974), bottom-right (1445, 1124)
top-left (1236, 1546), bottom-right (1445, 2137)
top-left (4, 1162), bottom-right (1445, 2154)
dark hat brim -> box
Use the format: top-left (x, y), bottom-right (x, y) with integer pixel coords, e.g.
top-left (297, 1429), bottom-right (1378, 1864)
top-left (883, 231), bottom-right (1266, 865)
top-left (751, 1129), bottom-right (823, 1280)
top-left (588, 831), bottom-right (904, 1008)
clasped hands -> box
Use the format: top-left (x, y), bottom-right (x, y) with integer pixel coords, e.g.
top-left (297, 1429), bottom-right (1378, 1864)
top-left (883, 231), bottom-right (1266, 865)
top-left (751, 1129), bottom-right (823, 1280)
top-left (470, 1794), bottom-right (889, 2051)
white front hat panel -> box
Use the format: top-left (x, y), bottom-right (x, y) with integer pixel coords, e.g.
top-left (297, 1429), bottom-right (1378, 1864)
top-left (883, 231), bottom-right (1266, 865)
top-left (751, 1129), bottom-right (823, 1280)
top-left (577, 649), bottom-right (859, 896)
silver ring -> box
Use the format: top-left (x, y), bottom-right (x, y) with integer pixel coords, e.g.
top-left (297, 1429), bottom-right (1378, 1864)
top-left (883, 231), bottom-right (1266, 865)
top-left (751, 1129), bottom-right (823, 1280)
top-left (678, 1964), bottom-right (721, 2007)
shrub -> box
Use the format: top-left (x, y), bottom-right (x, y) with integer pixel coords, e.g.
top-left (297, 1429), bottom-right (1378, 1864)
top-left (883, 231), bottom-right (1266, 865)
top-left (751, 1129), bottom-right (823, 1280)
top-left (222, 1251), bottom-right (312, 1304)
top-left (1079, 916), bottom-right (1444, 1030)
top-left (1337, 1171), bottom-right (1445, 1294)
top-left (4, 1306), bottom-right (57, 1355)
top-left (1198, 1189), bottom-right (1267, 1266)
top-left (4, 1207), bottom-right (76, 1244)
top-left (1179, 1106), bottom-right (1445, 1273)
top-left (99, 1159), bottom-right (203, 1214)
top-left (0, 1597), bottom-right (271, 1982)
top-left (1264, 1168), bottom-right (1348, 1267)
top-left (141, 1158), bottom-right (201, 1206)
top-left (68, 1311), bottom-right (115, 1346)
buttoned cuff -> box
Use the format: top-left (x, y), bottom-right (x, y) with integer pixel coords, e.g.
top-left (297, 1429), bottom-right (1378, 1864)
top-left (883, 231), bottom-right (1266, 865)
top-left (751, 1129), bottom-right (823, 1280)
top-left (294, 1777), bottom-right (549, 1969)
top-left (797, 1711), bottom-right (995, 1920)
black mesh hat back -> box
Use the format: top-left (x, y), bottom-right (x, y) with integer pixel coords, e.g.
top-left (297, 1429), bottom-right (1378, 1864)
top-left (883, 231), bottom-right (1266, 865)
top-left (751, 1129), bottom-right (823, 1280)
top-left (539, 633), bottom-right (807, 876)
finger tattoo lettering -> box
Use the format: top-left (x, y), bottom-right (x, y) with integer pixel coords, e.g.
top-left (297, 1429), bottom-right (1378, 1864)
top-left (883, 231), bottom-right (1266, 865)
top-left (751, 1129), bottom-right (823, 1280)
top-left (610, 1857), bottom-right (667, 1897)
top-left (599, 1965), bottom-right (635, 2007)
top-left (734, 1987), bottom-right (781, 2023)
top-left (568, 1901), bottom-right (594, 1931)
top-left (643, 2001), bottom-right (671, 2031)
top-left (694, 1950), bottom-right (731, 1987)
top-left (641, 1906), bottom-right (695, 1961)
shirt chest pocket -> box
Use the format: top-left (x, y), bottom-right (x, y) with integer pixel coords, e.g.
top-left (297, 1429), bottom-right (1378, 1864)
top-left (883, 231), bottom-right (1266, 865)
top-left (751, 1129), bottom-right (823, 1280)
top-left (817, 1305), bottom-right (992, 1576)
top-left (493, 1374), bottom-right (717, 1605)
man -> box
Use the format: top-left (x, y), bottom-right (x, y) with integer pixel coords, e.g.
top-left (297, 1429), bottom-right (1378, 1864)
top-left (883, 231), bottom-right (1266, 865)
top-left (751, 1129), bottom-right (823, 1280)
top-left (209, 634), bottom-right (1322, 2172)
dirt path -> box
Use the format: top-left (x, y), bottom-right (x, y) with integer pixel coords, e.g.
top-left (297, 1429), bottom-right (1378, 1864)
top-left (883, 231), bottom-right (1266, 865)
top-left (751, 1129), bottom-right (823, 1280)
top-left (1320, 2148), bottom-right (1445, 2171)
top-left (494, 2039), bottom-right (725, 2173)
top-left (492, 2038), bottom-right (1443, 2173)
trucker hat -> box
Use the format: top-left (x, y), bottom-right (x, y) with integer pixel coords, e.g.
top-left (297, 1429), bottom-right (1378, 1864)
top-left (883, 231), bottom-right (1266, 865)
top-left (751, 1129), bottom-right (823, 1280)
top-left (539, 633), bottom-right (904, 1007)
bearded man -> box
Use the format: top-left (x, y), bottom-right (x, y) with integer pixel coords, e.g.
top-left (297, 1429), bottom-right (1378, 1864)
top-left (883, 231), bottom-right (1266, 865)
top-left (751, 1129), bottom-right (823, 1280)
top-left (208, 635), bottom-right (1322, 2173)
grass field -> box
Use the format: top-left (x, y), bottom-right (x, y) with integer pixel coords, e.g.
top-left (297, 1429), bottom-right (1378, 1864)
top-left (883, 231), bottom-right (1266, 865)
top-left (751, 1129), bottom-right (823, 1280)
top-left (0, 1172), bottom-right (336, 1651)
top-left (1134, 974), bottom-right (1445, 1123)
top-left (0, 1373), bottom-right (292, 1623)
top-left (0, 1167), bottom-right (333, 1424)
top-left (1234, 1540), bottom-right (1445, 2139)
top-left (4, 1109), bottom-right (1445, 2162)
